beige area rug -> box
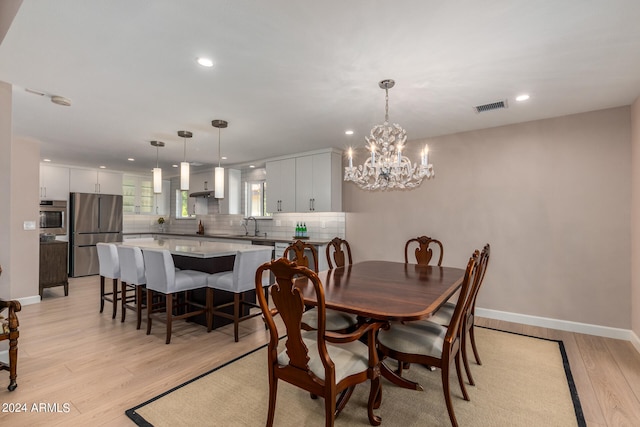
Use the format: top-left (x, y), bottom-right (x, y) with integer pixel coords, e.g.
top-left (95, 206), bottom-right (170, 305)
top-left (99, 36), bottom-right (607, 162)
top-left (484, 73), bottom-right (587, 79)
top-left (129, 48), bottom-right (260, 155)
top-left (126, 327), bottom-right (585, 426)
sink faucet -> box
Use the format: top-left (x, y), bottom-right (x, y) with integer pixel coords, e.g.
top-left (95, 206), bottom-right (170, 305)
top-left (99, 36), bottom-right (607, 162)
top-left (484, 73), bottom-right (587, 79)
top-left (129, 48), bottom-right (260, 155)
top-left (247, 216), bottom-right (259, 237)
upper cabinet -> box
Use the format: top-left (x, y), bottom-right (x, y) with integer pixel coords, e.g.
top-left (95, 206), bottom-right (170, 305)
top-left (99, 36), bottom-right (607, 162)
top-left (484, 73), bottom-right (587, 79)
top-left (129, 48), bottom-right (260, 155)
top-left (69, 168), bottom-right (123, 195)
top-left (266, 158), bottom-right (296, 213)
top-left (123, 175), bottom-right (154, 215)
top-left (219, 169), bottom-right (241, 215)
top-left (295, 152), bottom-right (342, 212)
top-left (267, 149), bottom-right (342, 213)
top-left (39, 164), bottom-right (70, 200)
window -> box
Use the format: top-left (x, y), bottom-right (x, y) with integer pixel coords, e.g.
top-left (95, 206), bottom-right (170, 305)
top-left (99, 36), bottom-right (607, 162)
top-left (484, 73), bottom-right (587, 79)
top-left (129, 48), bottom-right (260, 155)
top-left (176, 190), bottom-right (194, 218)
top-left (245, 180), bottom-right (268, 217)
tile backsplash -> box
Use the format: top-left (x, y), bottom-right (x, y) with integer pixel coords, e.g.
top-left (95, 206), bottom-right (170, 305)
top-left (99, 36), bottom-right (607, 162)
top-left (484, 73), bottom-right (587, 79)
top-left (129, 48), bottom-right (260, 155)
top-left (123, 211), bottom-right (345, 240)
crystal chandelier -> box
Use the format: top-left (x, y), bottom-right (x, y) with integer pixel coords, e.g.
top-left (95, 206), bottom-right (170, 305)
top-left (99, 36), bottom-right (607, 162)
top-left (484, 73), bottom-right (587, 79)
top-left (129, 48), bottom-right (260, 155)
top-left (344, 79), bottom-right (434, 190)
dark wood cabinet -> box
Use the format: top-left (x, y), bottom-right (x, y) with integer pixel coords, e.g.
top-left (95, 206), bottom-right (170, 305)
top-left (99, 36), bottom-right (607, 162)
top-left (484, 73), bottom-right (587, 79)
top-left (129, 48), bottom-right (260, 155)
top-left (39, 241), bottom-right (69, 297)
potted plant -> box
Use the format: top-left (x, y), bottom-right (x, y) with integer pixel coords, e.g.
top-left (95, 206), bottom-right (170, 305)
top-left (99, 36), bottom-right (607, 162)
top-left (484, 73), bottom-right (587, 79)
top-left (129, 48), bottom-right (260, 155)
top-left (157, 217), bottom-right (165, 232)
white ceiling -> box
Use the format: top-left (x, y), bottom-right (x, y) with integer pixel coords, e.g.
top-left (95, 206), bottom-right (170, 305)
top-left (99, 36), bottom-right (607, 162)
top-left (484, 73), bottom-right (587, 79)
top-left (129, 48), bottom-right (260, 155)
top-left (2, 1), bottom-right (640, 175)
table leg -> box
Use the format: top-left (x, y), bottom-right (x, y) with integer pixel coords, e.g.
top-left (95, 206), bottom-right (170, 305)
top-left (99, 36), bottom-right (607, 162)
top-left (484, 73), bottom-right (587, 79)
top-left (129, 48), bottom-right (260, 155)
top-left (380, 360), bottom-right (424, 391)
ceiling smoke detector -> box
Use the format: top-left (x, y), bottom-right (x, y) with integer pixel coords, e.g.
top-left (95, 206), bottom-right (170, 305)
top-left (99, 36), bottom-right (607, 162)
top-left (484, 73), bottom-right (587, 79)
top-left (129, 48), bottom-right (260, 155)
top-left (25, 88), bottom-right (71, 106)
top-left (51, 95), bottom-right (71, 106)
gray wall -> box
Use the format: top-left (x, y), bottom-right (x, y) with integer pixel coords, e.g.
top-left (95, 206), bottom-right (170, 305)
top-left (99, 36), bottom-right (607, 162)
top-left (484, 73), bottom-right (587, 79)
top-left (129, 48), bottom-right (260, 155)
top-left (632, 98), bottom-right (640, 339)
top-left (344, 106), bottom-right (631, 329)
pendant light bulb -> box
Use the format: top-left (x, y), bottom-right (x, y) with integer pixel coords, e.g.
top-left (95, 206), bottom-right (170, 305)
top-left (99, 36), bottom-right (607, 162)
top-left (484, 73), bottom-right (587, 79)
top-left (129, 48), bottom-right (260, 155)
top-left (211, 120), bottom-right (227, 199)
top-left (177, 131), bottom-right (193, 191)
top-left (150, 141), bottom-right (164, 194)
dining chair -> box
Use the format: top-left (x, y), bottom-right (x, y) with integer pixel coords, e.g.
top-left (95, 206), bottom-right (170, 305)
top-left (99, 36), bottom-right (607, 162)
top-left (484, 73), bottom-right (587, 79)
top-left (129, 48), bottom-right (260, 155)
top-left (377, 250), bottom-right (480, 427)
top-left (206, 248), bottom-right (273, 342)
top-left (117, 245), bottom-right (147, 328)
top-left (284, 240), bottom-right (358, 332)
top-left (429, 243), bottom-right (491, 385)
top-left (325, 237), bottom-right (353, 269)
top-left (0, 297), bottom-right (20, 391)
top-left (96, 242), bottom-right (120, 319)
top-left (142, 249), bottom-right (210, 344)
top-left (255, 257), bottom-right (382, 427)
top-left (404, 235), bottom-right (444, 266)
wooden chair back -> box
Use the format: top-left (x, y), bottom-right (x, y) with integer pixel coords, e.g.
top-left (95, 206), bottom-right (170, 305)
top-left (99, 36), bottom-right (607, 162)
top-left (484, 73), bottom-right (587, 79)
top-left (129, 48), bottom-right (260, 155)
top-left (255, 257), bottom-right (382, 426)
top-left (466, 244), bottom-right (490, 318)
top-left (444, 250), bottom-right (479, 345)
top-left (283, 240), bottom-right (319, 272)
top-left (404, 236), bottom-right (444, 266)
top-left (325, 237), bottom-right (353, 269)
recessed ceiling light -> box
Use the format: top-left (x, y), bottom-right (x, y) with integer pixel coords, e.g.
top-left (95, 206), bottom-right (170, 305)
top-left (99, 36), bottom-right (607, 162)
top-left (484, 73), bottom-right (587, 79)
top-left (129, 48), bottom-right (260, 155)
top-left (43, 158), bottom-right (51, 162)
top-left (222, 156), bottom-right (227, 160)
top-left (127, 158), bottom-right (135, 161)
top-left (196, 57), bottom-right (214, 67)
top-left (172, 164), bottom-right (178, 168)
top-left (345, 130), bottom-right (354, 135)
top-left (516, 94), bottom-right (530, 102)
top-left (99, 165), bottom-right (106, 169)
top-left (249, 165), bottom-right (255, 168)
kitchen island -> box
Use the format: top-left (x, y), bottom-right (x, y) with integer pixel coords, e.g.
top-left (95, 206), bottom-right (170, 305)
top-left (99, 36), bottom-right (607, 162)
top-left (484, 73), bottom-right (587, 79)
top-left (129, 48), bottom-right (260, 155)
top-left (120, 238), bottom-right (272, 329)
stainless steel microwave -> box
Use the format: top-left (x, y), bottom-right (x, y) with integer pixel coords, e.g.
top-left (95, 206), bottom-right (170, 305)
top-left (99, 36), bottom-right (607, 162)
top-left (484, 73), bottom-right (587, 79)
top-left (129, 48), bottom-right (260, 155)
top-left (39, 200), bottom-right (67, 235)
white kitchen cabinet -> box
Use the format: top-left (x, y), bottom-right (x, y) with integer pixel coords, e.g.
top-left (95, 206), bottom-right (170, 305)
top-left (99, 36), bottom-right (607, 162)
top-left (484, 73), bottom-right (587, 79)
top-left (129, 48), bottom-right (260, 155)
top-left (123, 175), bottom-right (154, 214)
top-left (266, 158), bottom-right (296, 213)
top-left (295, 152), bottom-right (341, 212)
top-left (39, 164), bottom-right (70, 200)
top-left (69, 168), bottom-right (123, 195)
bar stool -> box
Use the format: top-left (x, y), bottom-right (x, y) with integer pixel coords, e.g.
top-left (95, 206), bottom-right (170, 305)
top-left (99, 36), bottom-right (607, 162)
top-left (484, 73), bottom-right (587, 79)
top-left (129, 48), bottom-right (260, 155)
top-left (206, 248), bottom-right (273, 342)
top-left (142, 249), bottom-right (210, 344)
top-left (96, 242), bottom-right (120, 319)
top-left (117, 245), bottom-right (147, 328)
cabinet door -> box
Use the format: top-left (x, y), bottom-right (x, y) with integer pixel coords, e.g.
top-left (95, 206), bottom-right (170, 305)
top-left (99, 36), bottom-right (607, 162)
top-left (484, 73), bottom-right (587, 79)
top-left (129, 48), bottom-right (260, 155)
top-left (154, 180), bottom-right (170, 216)
top-left (310, 153), bottom-right (333, 211)
top-left (97, 171), bottom-right (123, 195)
top-left (266, 161), bottom-right (281, 213)
top-left (40, 164), bottom-right (70, 200)
top-left (295, 155), bottom-right (314, 211)
top-left (268, 158), bottom-right (295, 213)
top-left (69, 169), bottom-right (99, 193)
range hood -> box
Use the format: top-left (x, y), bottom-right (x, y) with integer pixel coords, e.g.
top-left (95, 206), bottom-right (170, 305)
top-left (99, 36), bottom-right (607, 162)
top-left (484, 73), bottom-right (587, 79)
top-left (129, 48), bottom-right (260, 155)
top-left (189, 190), bottom-right (214, 198)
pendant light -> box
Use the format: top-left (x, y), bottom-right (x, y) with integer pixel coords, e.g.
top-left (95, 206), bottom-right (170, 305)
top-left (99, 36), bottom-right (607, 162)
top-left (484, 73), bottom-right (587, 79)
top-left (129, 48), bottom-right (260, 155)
top-left (150, 140), bottom-right (165, 193)
top-left (211, 119), bottom-right (227, 199)
top-left (178, 130), bottom-right (193, 190)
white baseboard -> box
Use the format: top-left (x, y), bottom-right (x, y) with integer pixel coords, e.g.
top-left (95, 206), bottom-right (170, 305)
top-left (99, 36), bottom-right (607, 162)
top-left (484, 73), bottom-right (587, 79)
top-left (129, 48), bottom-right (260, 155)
top-left (16, 295), bottom-right (41, 306)
top-left (476, 307), bottom-right (634, 342)
top-left (631, 331), bottom-right (640, 354)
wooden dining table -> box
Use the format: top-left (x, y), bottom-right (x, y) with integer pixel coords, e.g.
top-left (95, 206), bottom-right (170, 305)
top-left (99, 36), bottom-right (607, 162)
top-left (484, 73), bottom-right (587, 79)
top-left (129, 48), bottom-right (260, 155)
top-left (295, 260), bottom-right (466, 389)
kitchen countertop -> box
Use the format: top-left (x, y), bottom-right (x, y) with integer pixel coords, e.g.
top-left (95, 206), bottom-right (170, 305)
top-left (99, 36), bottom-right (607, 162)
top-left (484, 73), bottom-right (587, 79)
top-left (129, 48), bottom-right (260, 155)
top-left (119, 238), bottom-right (272, 258)
top-left (123, 232), bottom-right (332, 246)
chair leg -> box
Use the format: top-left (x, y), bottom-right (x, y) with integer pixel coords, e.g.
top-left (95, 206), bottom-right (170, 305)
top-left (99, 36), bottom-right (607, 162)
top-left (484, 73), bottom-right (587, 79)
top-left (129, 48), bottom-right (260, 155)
top-left (136, 286), bottom-right (144, 330)
top-left (441, 362), bottom-right (459, 427)
top-left (469, 323), bottom-right (482, 365)
top-left (111, 278), bottom-right (118, 319)
top-left (99, 276), bottom-right (105, 313)
top-left (146, 289), bottom-right (153, 335)
top-left (165, 293), bottom-right (173, 344)
top-left (324, 389), bottom-right (337, 427)
top-left (234, 293), bottom-right (240, 342)
top-left (335, 386), bottom-right (355, 416)
top-left (121, 281), bottom-right (127, 323)
top-left (367, 376), bottom-right (382, 426)
top-left (266, 376), bottom-right (278, 427)
top-left (206, 288), bottom-right (213, 332)
top-left (461, 328), bottom-right (475, 386)
top-left (454, 352), bottom-right (469, 401)
top-left (7, 336), bottom-right (18, 391)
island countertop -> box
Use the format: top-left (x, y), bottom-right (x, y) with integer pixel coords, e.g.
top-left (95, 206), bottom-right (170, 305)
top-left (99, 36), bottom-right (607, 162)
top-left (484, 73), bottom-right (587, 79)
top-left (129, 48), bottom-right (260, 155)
top-left (119, 238), bottom-right (272, 258)
top-left (123, 232), bottom-right (333, 246)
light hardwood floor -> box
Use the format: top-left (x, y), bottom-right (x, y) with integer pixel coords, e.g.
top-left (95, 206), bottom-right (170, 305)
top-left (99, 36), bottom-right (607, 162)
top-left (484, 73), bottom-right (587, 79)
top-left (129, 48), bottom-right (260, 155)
top-left (1, 276), bottom-right (639, 426)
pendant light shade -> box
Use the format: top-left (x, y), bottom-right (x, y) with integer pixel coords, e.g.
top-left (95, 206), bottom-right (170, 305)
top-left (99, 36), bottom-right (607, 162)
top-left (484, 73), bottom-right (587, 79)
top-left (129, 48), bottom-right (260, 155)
top-left (211, 120), bottom-right (227, 199)
top-left (150, 140), bottom-right (165, 193)
top-left (178, 130), bottom-right (193, 191)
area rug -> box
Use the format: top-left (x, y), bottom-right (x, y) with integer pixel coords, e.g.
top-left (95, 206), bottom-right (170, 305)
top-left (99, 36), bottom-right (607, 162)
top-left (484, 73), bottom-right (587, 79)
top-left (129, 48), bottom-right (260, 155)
top-left (126, 327), bottom-right (585, 426)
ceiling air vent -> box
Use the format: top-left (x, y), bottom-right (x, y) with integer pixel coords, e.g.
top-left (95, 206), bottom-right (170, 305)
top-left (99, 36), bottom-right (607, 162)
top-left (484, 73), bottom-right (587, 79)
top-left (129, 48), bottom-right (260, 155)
top-left (474, 99), bottom-right (508, 113)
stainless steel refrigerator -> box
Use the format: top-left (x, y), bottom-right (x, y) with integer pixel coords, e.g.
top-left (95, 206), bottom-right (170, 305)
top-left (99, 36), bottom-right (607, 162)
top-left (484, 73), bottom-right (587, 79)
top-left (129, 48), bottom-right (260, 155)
top-left (69, 192), bottom-right (123, 277)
